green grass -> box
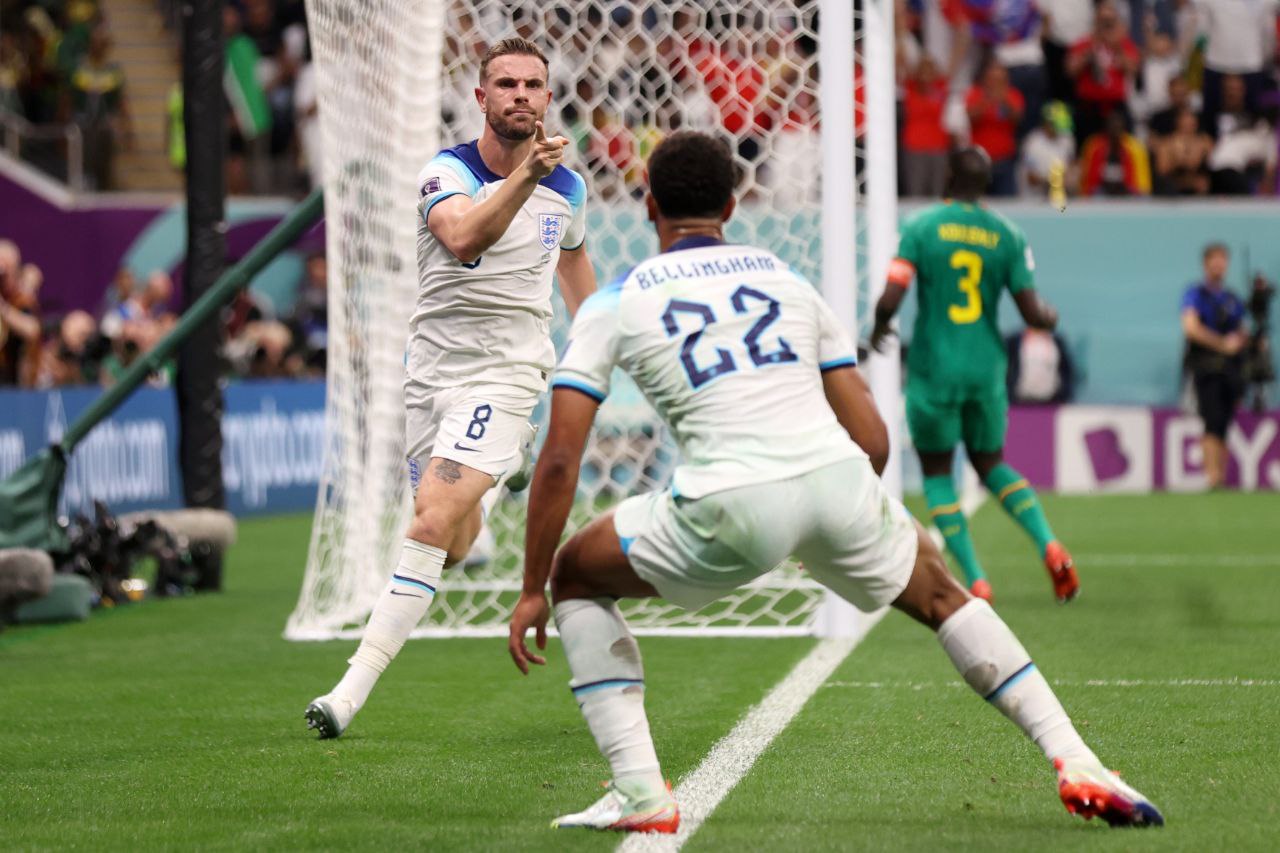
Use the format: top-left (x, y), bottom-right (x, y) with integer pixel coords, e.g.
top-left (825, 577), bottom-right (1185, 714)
top-left (2, 493), bottom-right (1278, 850)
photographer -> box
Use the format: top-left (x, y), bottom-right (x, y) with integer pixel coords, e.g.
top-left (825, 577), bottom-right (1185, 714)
top-left (1181, 243), bottom-right (1248, 489)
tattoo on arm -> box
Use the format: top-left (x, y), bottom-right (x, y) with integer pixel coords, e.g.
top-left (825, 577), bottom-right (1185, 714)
top-left (433, 458), bottom-right (462, 485)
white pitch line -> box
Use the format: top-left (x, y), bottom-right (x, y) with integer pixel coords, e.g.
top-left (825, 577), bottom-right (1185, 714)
top-left (619, 615), bottom-right (883, 853)
top-left (823, 677), bottom-right (1280, 690)
top-left (1073, 554), bottom-right (1277, 569)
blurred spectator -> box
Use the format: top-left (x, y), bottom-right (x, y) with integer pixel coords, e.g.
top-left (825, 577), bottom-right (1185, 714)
top-left (101, 269), bottom-right (173, 339)
top-left (1006, 328), bottom-right (1076, 403)
top-left (1181, 243), bottom-right (1248, 489)
top-left (1020, 101), bottom-right (1077, 196)
top-left (35, 310), bottom-right (104, 387)
top-left (1131, 29), bottom-right (1183, 128)
top-left (226, 320), bottom-right (293, 378)
top-left (0, 240), bottom-right (42, 387)
top-left (1079, 111), bottom-right (1152, 195)
top-left (69, 23), bottom-right (131, 191)
top-left (223, 5), bottom-right (272, 196)
top-left (966, 60), bottom-right (1024, 195)
top-left (901, 56), bottom-right (951, 197)
top-left (1066, 2), bottom-right (1139, 143)
top-left (243, 0), bottom-right (306, 191)
top-left (0, 30), bottom-right (26, 116)
top-left (287, 253), bottom-right (328, 376)
top-left (1148, 74), bottom-right (1203, 138)
top-left (1039, 0), bottom-right (1095, 102)
top-left (1207, 74), bottom-right (1277, 193)
top-left (1194, 0), bottom-right (1280, 136)
top-left (293, 57), bottom-right (321, 188)
top-left (1153, 108), bottom-right (1213, 195)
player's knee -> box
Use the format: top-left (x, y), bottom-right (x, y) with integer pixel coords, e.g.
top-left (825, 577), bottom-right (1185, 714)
top-left (406, 507), bottom-right (458, 552)
top-left (969, 449), bottom-right (1003, 481)
top-left (549, 537), bottom-right (593, 603)
top-left (912, 551), bottom-right (970, 628)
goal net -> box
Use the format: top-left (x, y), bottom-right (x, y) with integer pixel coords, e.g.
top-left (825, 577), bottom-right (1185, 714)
top-left (287, 0), bottom-right (899, 640)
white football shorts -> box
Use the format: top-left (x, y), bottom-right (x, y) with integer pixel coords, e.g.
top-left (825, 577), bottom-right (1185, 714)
top-left (613, 457), bottom-right (918, 613)
top-left (404, 383), bottom-right (536, 489)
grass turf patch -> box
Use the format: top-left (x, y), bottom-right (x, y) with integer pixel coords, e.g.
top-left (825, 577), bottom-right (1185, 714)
top-left (3, 492), bottom-right (1278, 850)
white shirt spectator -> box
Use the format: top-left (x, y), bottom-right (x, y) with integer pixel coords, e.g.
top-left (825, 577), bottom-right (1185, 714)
top-left (1133, 51), bottom-right (1183, 123)
top-left (1020, 128), bottom-right (1076, 195)
top-left (1208, 119), bottom-right (1278, 171)
top-left (1195, 0), bottom-right (1280, 74)
top-left (1040, 0), bottom-right (1095, 46)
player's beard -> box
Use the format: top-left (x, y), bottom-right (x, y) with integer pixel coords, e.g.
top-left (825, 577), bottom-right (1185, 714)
top-left (487, 109), bottom-right (537, 141)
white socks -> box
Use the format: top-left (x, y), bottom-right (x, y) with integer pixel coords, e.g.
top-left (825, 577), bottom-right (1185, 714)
top-left (555, 597), bottom-right (666, 800)
top-left (333, 538), bottom-right (447, 710)
top-left (937, 599), bottom-right (1099, 766)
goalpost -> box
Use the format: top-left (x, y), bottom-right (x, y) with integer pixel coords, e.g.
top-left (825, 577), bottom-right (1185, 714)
top-left (286, 0), bottom-right (900, 641)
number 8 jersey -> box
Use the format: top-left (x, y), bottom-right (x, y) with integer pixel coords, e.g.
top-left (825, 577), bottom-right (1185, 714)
top-left (553, 236), bottom-right (866, 500)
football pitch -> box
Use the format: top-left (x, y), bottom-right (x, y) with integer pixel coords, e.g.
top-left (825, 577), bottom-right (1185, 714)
top-left (3, 492), bottom-right (1278, 850)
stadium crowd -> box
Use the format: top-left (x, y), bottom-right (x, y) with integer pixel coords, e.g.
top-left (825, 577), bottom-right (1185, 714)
top-left (898, 0), bottom-right (1280, 198)
top-left (0, 237), bottom-right (328, 389)
top-left (3, 1), bottom-right (1278, 198)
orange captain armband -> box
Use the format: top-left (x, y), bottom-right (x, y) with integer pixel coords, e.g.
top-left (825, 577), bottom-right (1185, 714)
top-left (886, 257), bottom-right (916, 288)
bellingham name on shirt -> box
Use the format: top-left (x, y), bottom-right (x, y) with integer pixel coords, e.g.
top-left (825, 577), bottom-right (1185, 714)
top-left (633, 253), bottom-right (778, 289)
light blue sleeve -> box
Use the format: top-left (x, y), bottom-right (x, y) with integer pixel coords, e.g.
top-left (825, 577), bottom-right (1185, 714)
top-left (551, 283), bottom-right (622, 401)
top-left (417, 154), bottom-right (483, 222)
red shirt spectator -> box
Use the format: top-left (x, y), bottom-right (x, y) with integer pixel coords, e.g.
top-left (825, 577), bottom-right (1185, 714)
top-left (967, 63), bottom-right (1025, 161)
top-left (903, 61), bottom-right (950, 154)
top-left (1067, 3), bottom-right (1139, 108)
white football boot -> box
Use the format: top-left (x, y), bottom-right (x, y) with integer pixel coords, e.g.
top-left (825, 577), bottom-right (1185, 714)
top-left (1055, 758), bottom-right (1164, 827)
top-left (305, 693), bottom-right (357, 740)
top-left (552, 781), bottom-right (679, 834)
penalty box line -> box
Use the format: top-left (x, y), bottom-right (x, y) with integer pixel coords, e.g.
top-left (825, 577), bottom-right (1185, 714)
top-left (618, 612), bottom-right (886, 853)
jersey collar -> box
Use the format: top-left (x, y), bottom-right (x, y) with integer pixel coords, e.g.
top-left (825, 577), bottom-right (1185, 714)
top-left (665, 235), bottom-right (726, 254)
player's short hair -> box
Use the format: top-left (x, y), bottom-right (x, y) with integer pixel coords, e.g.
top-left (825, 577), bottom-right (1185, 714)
top-left (1203, 242), bottom-right (1229, 261)
top-left (647, 131), bottom-right (737, 219)
top-left (945, 146), bottom-right (992, 201)
top-left (478, 38), bottom-right (549, 84)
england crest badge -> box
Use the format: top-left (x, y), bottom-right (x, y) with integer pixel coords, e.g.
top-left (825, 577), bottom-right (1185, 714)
top-left (538, 213), bottom-right (564, 250)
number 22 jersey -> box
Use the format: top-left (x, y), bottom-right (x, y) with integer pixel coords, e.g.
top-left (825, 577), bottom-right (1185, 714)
top-left (553, 236), bottom-right (866, 500)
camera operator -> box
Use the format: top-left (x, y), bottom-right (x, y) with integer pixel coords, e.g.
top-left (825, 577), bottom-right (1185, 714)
top-left (1181, 243), bottom-right (1248, 489)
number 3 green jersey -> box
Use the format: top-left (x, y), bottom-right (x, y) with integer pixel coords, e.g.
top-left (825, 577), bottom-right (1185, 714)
top-left (896, 201), bottom-right (1035, 392)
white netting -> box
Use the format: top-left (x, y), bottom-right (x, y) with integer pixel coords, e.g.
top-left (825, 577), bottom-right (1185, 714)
top-left (288, 0), bottom-right (888, 640)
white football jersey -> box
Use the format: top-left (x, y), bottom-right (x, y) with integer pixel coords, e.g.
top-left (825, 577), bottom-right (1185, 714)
top-left (554, 237), bottom-right (867, 500)
top-left (411, 141), bottom-right (587, 404)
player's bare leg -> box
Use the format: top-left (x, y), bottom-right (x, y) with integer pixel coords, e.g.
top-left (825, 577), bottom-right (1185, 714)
top-left (541, 511), bottom-right (678, 833)
top-left (919, 449), bottom-right (992, 601)
top-left (969, 448), bottom-right (1078, 602)
top-left (890, 523), bottom-right (1162, 826)
top-left (306, 458), bottom-right (493, 738)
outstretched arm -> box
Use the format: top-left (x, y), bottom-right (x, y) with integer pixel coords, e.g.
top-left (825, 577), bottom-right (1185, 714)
top-left (509, 387), bottom-right (599, 673)
top-left (823, 365), bottom-right (889, 475)
top-left (555, 245), bottom-right (597, 317)
top-left (428, 122), bottom-right (569, 263)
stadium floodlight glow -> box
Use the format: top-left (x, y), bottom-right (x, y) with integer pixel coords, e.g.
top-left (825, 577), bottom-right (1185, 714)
top-left (287, 0), bottom-right (900, 641)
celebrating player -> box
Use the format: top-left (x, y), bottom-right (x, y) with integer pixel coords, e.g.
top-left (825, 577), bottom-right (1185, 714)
top-left (306, 38), bottom-right (597, 738)
top-left (508, 132), bottom-right (1162, 832)
top-left (871, 147), bottom-right (1078, 604)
